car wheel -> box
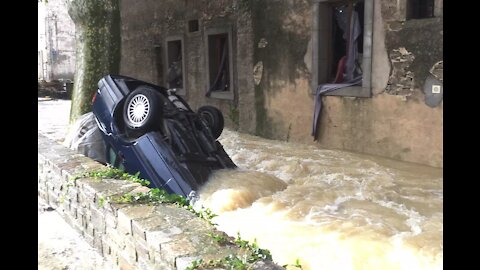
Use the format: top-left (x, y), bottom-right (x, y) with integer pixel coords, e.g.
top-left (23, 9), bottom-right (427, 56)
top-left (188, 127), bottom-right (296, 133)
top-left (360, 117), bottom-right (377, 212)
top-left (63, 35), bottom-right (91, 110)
top-left (123, 86), bottom-right (163, 136)
top-left (198, 106), bottom-right (224, 139)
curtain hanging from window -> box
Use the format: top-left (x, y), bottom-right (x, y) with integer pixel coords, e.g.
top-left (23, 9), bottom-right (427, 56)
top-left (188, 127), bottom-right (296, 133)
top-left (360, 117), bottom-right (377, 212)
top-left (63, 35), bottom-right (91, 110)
top-left (312, 4), bottom-right (363, 140)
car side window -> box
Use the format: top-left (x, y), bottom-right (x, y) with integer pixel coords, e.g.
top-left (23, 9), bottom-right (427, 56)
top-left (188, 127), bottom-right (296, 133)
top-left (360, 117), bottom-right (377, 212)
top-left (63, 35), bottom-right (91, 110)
top-left (107, 145), bottom-right (116, 166)
top-left (106, 144), bottom-right (125, 170)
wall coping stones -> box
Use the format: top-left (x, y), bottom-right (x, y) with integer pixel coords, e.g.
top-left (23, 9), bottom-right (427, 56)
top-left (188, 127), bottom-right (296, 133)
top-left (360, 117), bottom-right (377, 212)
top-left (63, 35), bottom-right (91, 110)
top-left (38, 132), bottom-right (284, 270)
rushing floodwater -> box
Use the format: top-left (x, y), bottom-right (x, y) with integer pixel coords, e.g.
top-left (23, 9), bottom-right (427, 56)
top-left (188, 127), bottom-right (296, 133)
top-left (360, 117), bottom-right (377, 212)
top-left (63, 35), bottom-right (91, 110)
top-left (195, 130), bottom-right (443, 270)
top-left (39, 99), bottom-right (442, 270)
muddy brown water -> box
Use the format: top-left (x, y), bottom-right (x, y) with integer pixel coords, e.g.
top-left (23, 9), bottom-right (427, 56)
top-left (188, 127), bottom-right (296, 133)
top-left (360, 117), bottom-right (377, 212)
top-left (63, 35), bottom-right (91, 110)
top-left (38, 99), bottom-right (442, 270)
top-left (195, 129), bottom-right (442, 270)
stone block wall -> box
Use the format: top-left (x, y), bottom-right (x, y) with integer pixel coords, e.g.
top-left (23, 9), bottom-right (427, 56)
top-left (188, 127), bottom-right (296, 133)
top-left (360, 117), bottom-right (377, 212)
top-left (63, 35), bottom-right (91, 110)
top-left (38, 133), bottom-right (283, 270)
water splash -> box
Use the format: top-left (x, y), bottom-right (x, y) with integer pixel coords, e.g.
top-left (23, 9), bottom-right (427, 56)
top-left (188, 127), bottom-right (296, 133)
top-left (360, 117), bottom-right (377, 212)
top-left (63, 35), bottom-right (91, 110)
top-left (195, 129), bottom-right (442, 270)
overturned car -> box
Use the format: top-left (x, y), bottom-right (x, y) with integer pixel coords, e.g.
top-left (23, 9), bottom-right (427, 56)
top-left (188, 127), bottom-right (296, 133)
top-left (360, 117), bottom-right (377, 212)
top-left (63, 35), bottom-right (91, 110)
top-left (92, 75), bottom-right (236, 200)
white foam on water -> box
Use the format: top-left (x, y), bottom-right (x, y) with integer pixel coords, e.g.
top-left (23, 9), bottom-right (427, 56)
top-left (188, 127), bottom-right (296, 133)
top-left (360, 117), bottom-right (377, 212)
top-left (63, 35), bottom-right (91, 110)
top-left (195, 129), bottom-right (443, 270)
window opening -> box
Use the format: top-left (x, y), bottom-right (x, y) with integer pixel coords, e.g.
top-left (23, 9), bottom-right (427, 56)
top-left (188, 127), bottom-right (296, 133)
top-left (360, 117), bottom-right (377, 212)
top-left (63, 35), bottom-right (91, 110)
top-left (166, 40), bottom-right (183, 89)
top-left (330, 2), bottom-right (364, 82)
top-left (154, 45), bottom-right (163, 86)
top-left (206, 33), bottom-right (230, 97)
top-left (106, 144), bottom-right (124, 170)
top-left (312, 0), bottom-right (372, 139)
top-left (188, 19), bottom-right (199, 32)
top-left (407, 0), bottom-right (434, 19)
top-left (327, 1), bottom-right (364, 84)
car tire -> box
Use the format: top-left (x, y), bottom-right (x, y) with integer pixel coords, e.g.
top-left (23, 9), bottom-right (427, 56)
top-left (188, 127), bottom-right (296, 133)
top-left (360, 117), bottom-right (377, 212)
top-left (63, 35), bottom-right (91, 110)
top-left (123, 86), bottom-right (163, 136)
top-left (198, 106), bottom-right (224, 139)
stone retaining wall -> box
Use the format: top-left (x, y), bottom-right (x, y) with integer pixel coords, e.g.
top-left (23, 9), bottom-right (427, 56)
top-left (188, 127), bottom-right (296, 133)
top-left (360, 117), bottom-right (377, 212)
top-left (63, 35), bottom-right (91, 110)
top-left (38, 133), bottom-right (283, 270)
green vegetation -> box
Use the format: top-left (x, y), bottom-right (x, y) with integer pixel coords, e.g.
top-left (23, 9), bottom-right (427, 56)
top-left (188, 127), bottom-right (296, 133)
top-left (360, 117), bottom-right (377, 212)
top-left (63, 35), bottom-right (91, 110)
top-left (97, 195), bottom-right (105, 208)
top-left (74, 167), bottom-right (217, 224)
top-left (233, 233), bottom-right (272, 262)
top-left (76, 166), bottom-right (150, 186)
top-left (188, 232), bottom-right (273, 270)
top-left (186, 259), bottom-right (204, 270)
top-left (112, 189), bottom-right (218, 225)
top-left (111, 187), bottom-right (187, 205)
top-left (294, 259), bottom-right (303, 269)
top-left (207, 232), bottom-right (232, 246)
top-left (283, 258), bottom-right (303, 269)
top-left (75, 167), bottom-right (278, 269)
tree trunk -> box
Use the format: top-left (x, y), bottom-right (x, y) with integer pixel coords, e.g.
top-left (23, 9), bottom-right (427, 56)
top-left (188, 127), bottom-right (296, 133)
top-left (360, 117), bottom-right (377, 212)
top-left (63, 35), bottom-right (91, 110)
top-left (67, 0), bottom-right (120, 123)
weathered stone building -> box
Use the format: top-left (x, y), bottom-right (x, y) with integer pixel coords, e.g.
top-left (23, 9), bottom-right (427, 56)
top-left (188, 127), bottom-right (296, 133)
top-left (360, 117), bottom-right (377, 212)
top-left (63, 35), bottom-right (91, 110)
top-left (117, 0), bottom-right (443, 168)
top-left (38, 0), bottom-right (76, 81)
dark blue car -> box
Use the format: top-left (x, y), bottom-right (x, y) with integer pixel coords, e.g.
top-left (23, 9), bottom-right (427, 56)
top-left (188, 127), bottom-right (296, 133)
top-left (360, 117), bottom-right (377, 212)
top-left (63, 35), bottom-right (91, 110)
top-left (92, 75), bottom-right (236, 200)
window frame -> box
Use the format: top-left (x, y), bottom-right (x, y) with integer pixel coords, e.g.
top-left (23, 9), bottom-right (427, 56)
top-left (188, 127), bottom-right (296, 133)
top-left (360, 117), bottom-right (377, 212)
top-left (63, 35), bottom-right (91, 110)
top-left (188, 19), bottom-right (200, 33)
top-left (164, 35), bottom-right (186, 96)
top-left (106, 144), bottom-right (125, 170)
top-left (204, 26), bottom-right (235, 100)
top-left (311, 0), bottom-right (373, 97)
top-left (406, 0), bottom-right (435, 20)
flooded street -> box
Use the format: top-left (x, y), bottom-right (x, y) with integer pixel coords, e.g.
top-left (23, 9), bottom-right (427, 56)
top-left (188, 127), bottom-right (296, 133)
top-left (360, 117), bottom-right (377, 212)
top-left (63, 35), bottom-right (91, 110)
top-left (196, 130), bottom-right (443, 270)
top-left (39, 99), bottom-right (442, 270)
top-left (38, 98), bottom-right (71, 143)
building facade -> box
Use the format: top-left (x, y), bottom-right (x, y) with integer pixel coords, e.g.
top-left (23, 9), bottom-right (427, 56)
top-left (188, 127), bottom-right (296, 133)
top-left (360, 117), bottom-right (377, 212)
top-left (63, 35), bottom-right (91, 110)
top-left (38, 0), bottom-right (76, 82)
top-left (119, 0), bottom-right (443, 168)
